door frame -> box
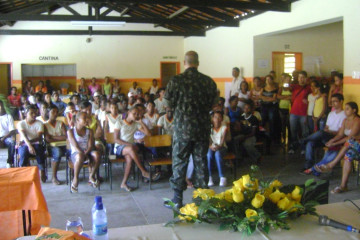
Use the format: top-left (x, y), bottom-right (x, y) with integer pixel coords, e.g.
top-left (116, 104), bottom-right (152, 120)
top-left (0, 62), bottom-right (13, 94)
top-left (160, 61), bottom-right (180, 87)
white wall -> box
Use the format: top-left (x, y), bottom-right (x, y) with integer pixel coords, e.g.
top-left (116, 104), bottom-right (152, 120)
top-left (184, 0), bottom-right (360, 78)
top-left (254, 21), bottom-right (343, 77)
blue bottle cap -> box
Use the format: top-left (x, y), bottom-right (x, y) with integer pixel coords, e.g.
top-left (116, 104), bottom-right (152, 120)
top-left (94, 196), bottom-right (102, 203)
top-left (96, 201), bottom-right (103, 210)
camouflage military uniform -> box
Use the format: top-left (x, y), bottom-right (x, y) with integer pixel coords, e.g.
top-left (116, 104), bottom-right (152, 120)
top-left (165, 67), bottom-right (217, 191)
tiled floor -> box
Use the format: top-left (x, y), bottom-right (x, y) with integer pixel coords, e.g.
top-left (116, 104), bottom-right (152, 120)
top-left (0, 145), bottom-right (359, 232)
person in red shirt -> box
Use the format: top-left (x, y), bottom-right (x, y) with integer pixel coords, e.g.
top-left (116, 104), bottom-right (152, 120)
top-left (288, 71), bottom-right (311, 154)
top-left (7, 87), bottom-right (21, 108)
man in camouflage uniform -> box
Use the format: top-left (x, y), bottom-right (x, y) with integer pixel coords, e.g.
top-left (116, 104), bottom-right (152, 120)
top-left (164, 51), bottom-right (217, 208)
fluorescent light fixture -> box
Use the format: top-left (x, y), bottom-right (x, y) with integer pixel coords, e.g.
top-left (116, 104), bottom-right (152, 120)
top-left (71, 21), bottom-right (126, 26)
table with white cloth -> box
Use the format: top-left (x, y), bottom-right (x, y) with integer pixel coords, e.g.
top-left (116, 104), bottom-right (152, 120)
top-left (100, 199), bottom-right (360, 240)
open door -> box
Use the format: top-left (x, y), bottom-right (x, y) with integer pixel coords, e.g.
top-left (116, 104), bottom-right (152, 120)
top-left (160, 62), bottom-right (180, 88)
top-left (0, 63), bottom-right (12, 95)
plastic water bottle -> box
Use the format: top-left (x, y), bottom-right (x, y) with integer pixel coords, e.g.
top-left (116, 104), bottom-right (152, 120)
top-left (92, 196), bottom-right (109, 240)
top-left (92, 196), bottom-right (106, 215)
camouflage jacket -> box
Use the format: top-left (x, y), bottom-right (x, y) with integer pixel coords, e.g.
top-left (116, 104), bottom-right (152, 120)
top-left (164, 67), bottom-right (217, 141)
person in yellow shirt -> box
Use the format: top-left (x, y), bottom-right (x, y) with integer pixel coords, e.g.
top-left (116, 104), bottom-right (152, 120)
top-left (312, 82), bottom-right (327, 132)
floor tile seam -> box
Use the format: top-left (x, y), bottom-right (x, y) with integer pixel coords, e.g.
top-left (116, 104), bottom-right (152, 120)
top-left (131, 191), bottom-right (150, 225)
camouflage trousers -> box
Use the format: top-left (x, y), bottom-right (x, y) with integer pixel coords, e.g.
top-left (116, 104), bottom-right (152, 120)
top-left (170, 139), bottom-right (209, 191)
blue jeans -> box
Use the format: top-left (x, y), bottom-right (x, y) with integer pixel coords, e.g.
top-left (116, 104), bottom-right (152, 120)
top-left (18, 143), bottom-right (45, 170)
top-left (289, 114), bottom-right (308, 150)
top-left (312, 150), bottom-right (338, 174)
top-left (2, 137), bottom-right (15, 164)
top-left (261, 105), bottom-right (280, 141)
top-left (307, 116), bottom-right (314, 135)
top-left (50, 146), bottom-right (66, 162)
top-left (207, 147), bottom-right (227, 178)
top-left (303, 130), bottom-right (334, 168)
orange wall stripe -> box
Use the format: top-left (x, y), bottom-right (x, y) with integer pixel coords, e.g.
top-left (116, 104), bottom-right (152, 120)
top-left (343, 76), bottom-right (360, 84)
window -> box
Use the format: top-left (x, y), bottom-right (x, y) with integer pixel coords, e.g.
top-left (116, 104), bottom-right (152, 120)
top-left (284, 53), bottom-right (296, 74)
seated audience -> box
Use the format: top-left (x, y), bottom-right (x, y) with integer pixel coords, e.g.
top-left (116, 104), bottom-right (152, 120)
top-left (23, 80), bottom-right (34, 96)
top-left (8, 86), bottom-right (21, 118)
top-left (45, 80), bottom-right (54, 94)
top-left (52, 92), bottom-right (67, 116)
top-left (91, 92), bottom-right (101, 114)
top-left (300, 93), bottom-right (346, 172)
top-left (17, 104), bottom-right (46, 182)
top-left (127, 93), bottom-right (136, 109)
top-left (328, 73), bottom-right (343, 109)
top-left (233, 100), bottom-right (262, 164)
top-left (145, 101), bottom-right (159, 129)
top-left (129, 82), bottom-right (138, 95)
top-left (0, 100), bottom-right (16, 168)
top-left (316, 102), bottom-right (360, 194)
top-left (70, 94), bottom-right (80, 110)
top-left (19, 94), bottom-right (30, 120)
top-left (44, 92), bottom-right (56, 108)
top-left (149, 79), bottom-right (159, 95)
top-left (95, 98), bottom-right (107, 128)
top-left (65, 102), bottom-right (77, 128)
top-left (78, 78), bottom-right (89, 100)
top-left (207, 111), bottom-right (228, 187)
top-left (113, 106), bottom-right (156, 191)
top-left (157, 107), bottom-right (174, 135)
top-left (303, 102), bottom-right (360, 177)
top-left (44, 106), bottom-right (67, 185)
top-left (36, 102), bottom-right (49, 123)
top-left (112, 79), bottom-right (121, 98)
top-left (35, 81), bottom-right (48, 94)
top-left (68, 112), bottom-right (101, 192)
top-left (154, 88), bottom-right (169, 115)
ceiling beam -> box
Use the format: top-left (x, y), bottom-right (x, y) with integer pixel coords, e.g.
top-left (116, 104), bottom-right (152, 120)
top-left (100, 8), bottom-right (113, 17)
top-left (43, 0), bottom-right (291, 12)
top-left (1, 2), bottom-right (56, 15)
top-left (58, 3), bottom-right (81, 16)
top-left (0, 29), bottom-right (205, 36)
top-left (0, 14), bottom-right (238, 27)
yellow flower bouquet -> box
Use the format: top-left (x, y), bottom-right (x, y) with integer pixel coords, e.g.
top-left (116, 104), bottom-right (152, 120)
top-left (165, 165), bottom-right (327, 236)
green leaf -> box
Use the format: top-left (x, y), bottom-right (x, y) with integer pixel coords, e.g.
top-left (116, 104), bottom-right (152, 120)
top-left (305, 179), bottom-right (315, 187)
top-left (262, 224), bottom-right (270, 234)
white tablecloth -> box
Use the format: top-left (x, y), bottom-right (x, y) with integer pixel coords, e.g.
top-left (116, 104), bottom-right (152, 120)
top-left (104, 200), bottom-right (360, 240)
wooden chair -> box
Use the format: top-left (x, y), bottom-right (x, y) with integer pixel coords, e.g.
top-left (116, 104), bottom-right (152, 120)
top-left (105, 132), bottom-right (139, 190)
top-left (223, 152), bottom-right (237, 180)
top-left (144, 134), bottom-right (172, 189)
top-left (65, 140), bottom-right (100, 193)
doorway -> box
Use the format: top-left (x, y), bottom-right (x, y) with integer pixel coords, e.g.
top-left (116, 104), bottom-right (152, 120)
top-left (272, 52), bottom-right (302, 81)
top-left (0, 63), bottom-right (12, 95)
top-left (160, 62), bottom-right (180, 88)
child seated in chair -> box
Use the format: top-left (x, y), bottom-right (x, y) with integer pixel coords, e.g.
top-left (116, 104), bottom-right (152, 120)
top-left (0, 100), bottom-right (16, 168)
top-left (65, 102), bottom-right (77, 128)
top-left (44, 105), bottom-right (67, 185)
top-left (114, 106), bottom-right (158, 191)
top-left (68, 112), bottom-right (101, 193)
top-left (207, 110), bottom-right (228, 187)
top-left (17, 104), bottom-right (47, 182)
top-left (104, 102), bottom-right (122, 154)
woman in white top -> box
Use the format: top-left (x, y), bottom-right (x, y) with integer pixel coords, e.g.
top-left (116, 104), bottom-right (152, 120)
top-left (44, 106), bottom-right (67, 185)
top-left (207, 111), bottom-right (228, 187)
top-left (114, 106), bottom-right (158, 191)
top-left (17, 105), bottom-right (46, 182)
top-left (68, 112), bottom-right (101, 193)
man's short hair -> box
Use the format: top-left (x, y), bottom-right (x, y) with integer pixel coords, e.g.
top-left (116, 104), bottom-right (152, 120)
top-left (229, 95), bottom-right (238, 103)
top-left (332, 93), bottom-right (344, 102)
top-left (80, 101), bottom-right (92, 109)
top-left (24, 104), bottom-right (38, 114)
top-left (185, 51), bottom-right (199, 65)
top-left (233, 67), bottom-right (240, 72)
top-left (299, 70), bottom-right (308, 77)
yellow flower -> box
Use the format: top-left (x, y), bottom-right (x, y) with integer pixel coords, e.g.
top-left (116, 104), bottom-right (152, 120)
top-left (269, 189), bottom-right (285, 204)
top-left (263, 188), bottom-right (273, 198)
top-left (232, 187), bottom-right (244, 203)
top-left (193, 188), bottom-right (216, 200)
top-left (224, 189), bottom-right (234, 202)
top-left (251, 193), bottom-right (265, 208)
top-left (245, 209), bottom-right (258, 222)
top-left (214, 192), bottom-right (225, 200)
top-left (269, 179), bottom-right (282, 189)
top-left (277, 197), bottom-right (291, 210)
top-left (291, 186), bottom-right (302, 202)
top-left (233, 178), bottom-right (245, 192)
top-left (179, 203), bottom-right (198, 221)
top-left (242, 174), bottom-right (258, 190)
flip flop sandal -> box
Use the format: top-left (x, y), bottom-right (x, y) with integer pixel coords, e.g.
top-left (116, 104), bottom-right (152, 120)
top-left (89, 179), bottom-right (100, 188)
top-left (331, 186), bottom-right (348, 194)
top-left (121, 185), bottom-right (134, 192)
top-left (71, 184), bottom-right (78, 193)
top-left (315, 165), bottom-right (331, 173)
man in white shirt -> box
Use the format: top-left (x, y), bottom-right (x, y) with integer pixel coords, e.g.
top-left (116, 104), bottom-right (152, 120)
top-left (229, 67), bottom-right (244, 97)
top-left (302, 93), bottom-right (346, 171)
top-left (0, 101), bottom-right (16, 168)
top-left (149, 79), bottom-right (159, 95)
top-left (157, 107), bottom-right (174, 135)
top-left (17, 104), bottom-right (46, 182)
